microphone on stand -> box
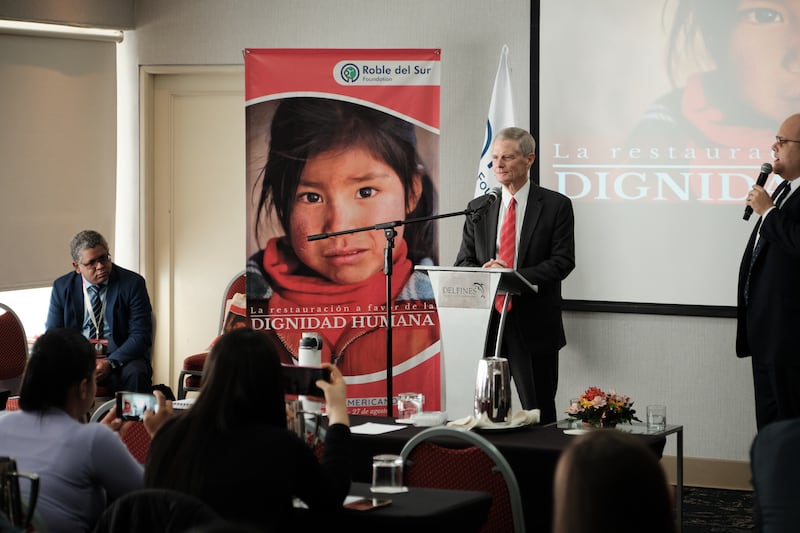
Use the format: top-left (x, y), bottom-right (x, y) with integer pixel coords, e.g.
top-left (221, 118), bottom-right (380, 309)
top-left (471, 186), bottom-right (502, 221)
top-left (743, 163), bottom-right (773, 221)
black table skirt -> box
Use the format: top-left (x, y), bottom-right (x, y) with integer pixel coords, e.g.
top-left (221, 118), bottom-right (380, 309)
top-left (346, 416), bottom-right (666, 532)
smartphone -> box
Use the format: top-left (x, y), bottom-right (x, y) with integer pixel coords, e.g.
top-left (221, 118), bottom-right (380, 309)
top-left (115, 391), bottom-right (157, 421)
top-left (343, 497), bottom-right (392, 511)
top-left (282, 365), bottom-right (331, 397)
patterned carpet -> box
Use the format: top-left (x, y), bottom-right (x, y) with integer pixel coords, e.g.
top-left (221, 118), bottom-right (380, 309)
top-left (682, 486), bottom-right (754, 533)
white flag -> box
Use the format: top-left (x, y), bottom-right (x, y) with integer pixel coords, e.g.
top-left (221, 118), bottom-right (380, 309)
top-left (474, 44), bottom-right (516, 198)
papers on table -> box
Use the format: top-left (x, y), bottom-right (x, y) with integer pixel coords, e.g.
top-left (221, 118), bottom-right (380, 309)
top-left (350, 422), bottom-right (408, 435)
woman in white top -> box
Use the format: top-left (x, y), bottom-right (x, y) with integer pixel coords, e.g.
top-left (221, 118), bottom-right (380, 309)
top-left (0, 328), bottom-right (170, 532)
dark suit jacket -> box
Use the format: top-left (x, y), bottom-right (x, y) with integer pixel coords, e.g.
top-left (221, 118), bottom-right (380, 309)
top-left (46, 264), bottom-right (153, 365)
top-left (455, 180), bottom-right (575, 352)
top-left (736, 187), bottom-right (800, 363)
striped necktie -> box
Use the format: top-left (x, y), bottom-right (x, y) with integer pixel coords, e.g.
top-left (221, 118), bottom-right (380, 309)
top-left (495, 197), bottom-right (516, 313)
top-left (88, 285), bottom-right (104, 339)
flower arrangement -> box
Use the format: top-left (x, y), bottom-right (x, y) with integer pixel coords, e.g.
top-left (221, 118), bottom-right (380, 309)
top-left (566, 386), bottom-right (641, 427)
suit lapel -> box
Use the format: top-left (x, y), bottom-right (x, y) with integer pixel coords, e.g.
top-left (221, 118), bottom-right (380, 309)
top-left (483, 201), bottom-right (501, 258)
top-left (105, 267), bottom-right (120, 332)
top-left (70, 274), bottom-right (85, 324)
top-left (518, 184), bottom-right (543, 266)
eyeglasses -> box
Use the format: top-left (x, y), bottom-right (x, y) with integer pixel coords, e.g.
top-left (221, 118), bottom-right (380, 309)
top-left (775, 136), bottom-right (800, 146)
top-left (79, 254), bottom-right (111, 268)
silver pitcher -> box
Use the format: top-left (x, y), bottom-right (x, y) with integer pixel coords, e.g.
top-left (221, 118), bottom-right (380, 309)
top-left (474, 356), bottom-right (511, 424)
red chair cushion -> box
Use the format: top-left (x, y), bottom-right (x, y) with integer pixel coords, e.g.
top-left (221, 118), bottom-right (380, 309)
top-left (183, 353), bottom-right (207, 372)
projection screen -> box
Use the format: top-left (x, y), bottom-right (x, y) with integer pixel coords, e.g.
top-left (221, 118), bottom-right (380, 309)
top-left (539, 0), bottom-right (796, 309)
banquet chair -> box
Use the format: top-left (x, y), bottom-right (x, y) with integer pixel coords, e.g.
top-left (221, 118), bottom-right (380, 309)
top-left (399, 426), bottom-right (525, 533)
top-left (0, 303), bottom-right (29, 396)
top-left (5, 396), bottom-right (19, 412)
top-left (93, 488), bottom-right (225, 533)
top-left (90, 400), bottom-right (152, 464)
top-left (177, 271), bottom-right (246, 400)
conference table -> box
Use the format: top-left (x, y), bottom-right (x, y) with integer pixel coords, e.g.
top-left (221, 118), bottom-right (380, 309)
top-left (345, 415), bottom-right (679, 533)
top-left (336, 481), bottom-right (492, 532)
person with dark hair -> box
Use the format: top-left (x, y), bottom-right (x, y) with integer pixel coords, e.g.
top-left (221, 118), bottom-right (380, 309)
top-left (456, 127), bottom-right (575, 424)
top-left (551, 429), bottom-right (675, 533)
top-left (46, 229), bottom-right (154, 394)
top-left (246, 97), bottom-right (441, 415)
top-left (0, 328), bottom-right (170, 532)
top-left (144, 327), bottom-right (352, 531)
top-left (750, 418), bottom-right (800, 532)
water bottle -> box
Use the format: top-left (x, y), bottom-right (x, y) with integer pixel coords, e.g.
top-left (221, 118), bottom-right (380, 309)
top-left (298, 332), bottom-right (323, 413)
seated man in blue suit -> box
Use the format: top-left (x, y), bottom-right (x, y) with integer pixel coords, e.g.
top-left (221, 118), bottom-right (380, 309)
top-left (46, 230), bottom-right (153, 393)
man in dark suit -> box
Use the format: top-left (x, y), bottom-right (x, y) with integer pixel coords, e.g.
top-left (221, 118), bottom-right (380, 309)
top-left (46, 230), bottom-right (154, 393)
top-left (737, 113), bottom-right (800, 430)
top-left (456, 127), bottom-right (575, 424)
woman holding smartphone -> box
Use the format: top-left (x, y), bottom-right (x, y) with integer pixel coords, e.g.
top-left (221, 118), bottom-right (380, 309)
top-left (0, 328), bottom-right (171, 532)
top-left (144, 327), bottom-right (351, 531)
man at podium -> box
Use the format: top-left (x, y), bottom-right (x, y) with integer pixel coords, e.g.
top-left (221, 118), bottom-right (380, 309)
top-left (455, 127), bottom-right (575, 424)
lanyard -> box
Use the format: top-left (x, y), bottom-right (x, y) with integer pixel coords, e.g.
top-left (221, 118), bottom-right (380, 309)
top-left (82, 280), bottom-right (107, 340)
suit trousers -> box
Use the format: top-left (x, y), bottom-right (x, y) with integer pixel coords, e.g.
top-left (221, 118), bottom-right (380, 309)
top-left (486, 311), bottom-right (559, 424)
top-left (98, 358), bottom-right (153, 394)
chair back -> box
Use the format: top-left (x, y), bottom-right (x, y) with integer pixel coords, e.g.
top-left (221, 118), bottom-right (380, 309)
top-left (93, 488), bottom-right (224, 533)
top-left (218, 271), bottom-right (246, 336)
top-left (5, 397), bottom-right (19, 412)
top-left (400, 426), bottom-right (525, 533)
top-left (0, 304), bottom-right (28, 395)
top-left (0, 457), bottom-right (39, 531)
top-left (178, 271), bottom-right (245, 399)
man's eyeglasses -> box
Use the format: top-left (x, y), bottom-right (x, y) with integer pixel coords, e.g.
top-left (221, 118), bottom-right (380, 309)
top-left (775, 136), bottom-right (800, 146)
top-left (80, 254), bottom-right (111, 268)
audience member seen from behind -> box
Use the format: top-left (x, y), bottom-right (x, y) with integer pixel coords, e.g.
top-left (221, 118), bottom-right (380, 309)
top-left (750, 418), bottom-right (800, 533)
top-left (0, 328), bottom-right (171, 533)
top-left (145, 327), bottom-right (352, 531)
top-left (552, 429), bottom-right (675, 533)
top-left (46, 229), bottom-right (154, 394)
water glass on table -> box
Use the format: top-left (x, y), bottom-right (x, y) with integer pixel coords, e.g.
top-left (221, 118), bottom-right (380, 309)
top-left (371, 454), bottom-right (406, 493)
top-left (397, 392), bottom-right (424, 420)
top-left (646, 404), bottom-right (667, 432)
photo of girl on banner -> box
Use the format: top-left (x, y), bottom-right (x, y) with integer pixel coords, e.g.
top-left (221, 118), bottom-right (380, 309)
top-left (246, 96), bottom-right (441, 416)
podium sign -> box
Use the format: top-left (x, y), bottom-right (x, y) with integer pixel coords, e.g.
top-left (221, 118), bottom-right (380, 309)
top-left (416, 266), bottom-right (536, 419)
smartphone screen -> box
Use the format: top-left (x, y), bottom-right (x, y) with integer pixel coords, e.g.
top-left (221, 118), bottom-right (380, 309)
top-left (282, 365), bottom-right (331, 397)
top-left (115, 391), bottom-right (157, 421)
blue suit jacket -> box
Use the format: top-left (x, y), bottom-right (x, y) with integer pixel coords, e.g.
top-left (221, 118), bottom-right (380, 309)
top-left (46, 264), bottom-right (153, 365)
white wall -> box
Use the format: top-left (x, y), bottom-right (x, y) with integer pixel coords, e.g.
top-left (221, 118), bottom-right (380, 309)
top-left (124, 0), bottom-right (756, 464)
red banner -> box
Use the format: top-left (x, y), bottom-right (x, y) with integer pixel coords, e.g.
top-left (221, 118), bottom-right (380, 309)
top-left (244, 49), bottom-right (441, 416)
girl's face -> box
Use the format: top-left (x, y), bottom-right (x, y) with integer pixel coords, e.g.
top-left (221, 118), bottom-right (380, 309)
top-left (289, 146), bottom-right (420, 285)
top-left (729, 0), bottom-right (800, 122)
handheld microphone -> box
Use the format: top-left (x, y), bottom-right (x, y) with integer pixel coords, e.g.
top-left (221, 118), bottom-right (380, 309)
top-left (743, 163), bottom-right (773, 221)
top-left (471, 186), bottom-right (502, 221)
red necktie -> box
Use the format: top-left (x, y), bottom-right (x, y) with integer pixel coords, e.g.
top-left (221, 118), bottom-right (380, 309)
top-left (495, 197), bottom-right (516, 313)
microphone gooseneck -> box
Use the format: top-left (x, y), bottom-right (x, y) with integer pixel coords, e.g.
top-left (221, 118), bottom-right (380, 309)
top-left (471, 186), bottom-right (502, 221)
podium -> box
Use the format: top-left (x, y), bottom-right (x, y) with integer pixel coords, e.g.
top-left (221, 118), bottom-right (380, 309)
top-left (416, 266), bottom-right (537, 419)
